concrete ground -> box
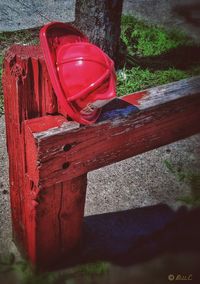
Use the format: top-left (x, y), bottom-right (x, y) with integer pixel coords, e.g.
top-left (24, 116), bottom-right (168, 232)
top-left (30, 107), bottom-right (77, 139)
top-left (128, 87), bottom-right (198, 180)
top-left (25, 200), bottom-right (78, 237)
top-left (123, 0), bottom-right (200, 42)
top-left (1, 1), bottom-right (200, 282)
top-left (1, 113), bottom-right (200, 257)
top-left (1, 0), bottom-right (200, 42)
top-left (0, 0), bottom-right (75, 31)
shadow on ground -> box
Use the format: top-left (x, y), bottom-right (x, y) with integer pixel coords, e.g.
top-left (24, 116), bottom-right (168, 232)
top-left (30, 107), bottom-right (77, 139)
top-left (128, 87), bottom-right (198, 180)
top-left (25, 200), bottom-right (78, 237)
top-left (173, 3), bottom-right (200, 28)
top-left (1, 204), bottom-right (200, 283)
top-left (54, 204), bottom-right (200, 272)
top-left (123, 45), bottom-right (200, 71)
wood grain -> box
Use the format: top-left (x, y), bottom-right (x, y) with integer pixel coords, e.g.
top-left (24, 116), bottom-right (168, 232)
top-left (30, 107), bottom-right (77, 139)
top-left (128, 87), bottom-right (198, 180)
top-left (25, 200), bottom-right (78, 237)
top-left (3, 45), bottom-right (87, 268)
top-left (3, 44), bottom-right (200, 269)
top-left (25, 76), bottom-right (200, 188)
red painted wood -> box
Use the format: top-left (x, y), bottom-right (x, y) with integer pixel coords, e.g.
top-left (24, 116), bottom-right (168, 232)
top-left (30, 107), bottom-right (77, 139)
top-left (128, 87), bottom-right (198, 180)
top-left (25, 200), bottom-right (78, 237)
top-left (3, 45), bottom-right (87, 268)
top-left (122, 90), bottom-right (147, 106)
top-left (24, 175), bottom-right (87, 267)
top-left (3, 44), bottom-right (200, 269)
top-left (24, 77), bottom-right (200, 188)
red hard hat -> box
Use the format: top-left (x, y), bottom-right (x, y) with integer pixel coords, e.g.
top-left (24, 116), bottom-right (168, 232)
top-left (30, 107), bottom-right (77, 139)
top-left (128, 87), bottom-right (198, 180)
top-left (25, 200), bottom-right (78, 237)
top-left (40, 22), bottom-right (116, 125)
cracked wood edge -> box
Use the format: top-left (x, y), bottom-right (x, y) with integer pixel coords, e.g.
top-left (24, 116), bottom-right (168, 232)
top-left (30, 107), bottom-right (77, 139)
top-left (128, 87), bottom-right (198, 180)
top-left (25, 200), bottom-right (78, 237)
top-left (24, 76), bottom-right (200, 188)
top-left (3, 45), bottom-right (87, 268)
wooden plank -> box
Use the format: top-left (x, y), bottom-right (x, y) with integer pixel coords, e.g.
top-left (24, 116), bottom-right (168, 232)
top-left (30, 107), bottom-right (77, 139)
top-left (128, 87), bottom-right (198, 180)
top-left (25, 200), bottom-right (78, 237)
top-left (24, 175), bottom-right (87, 268)
top-left (24, 76), bottom-right (200, 188)
top-left (3, 45), bottom-right (87, 268)
top-left (2, 45), bottom-right (48, 251)
top-left (3, 44), bottom-right (200, 269)
top-left (122, 76), bottom-right (200, 109)
top-left (2, 44), bottom-right (56, 254)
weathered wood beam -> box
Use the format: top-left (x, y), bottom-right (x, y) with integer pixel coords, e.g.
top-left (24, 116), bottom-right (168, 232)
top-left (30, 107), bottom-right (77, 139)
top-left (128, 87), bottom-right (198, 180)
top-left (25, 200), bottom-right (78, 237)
top-left (3, 45), bottom-right (87, 268)
top-left (3, 44), bottom-right (200, 269)
top-left (2, 45), bottom-right (54, 252)
top-left (25, 76), bottom-right (200, 188)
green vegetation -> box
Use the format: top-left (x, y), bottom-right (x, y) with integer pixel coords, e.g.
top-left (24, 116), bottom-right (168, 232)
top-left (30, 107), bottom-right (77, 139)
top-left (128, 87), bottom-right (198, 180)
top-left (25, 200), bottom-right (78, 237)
top-left (0, 15), bottom-right (200, 283)
top-left (0, 16), bottom-right (200, 111)
top-left (117, 15), bottom-right (200, 96)
top-left (77, 261), bottom-right (109, 276)
top-left (0, 29), bottom-right (39, 115)
top-left (164, 160), bottom-right (200, 207)
top-left (0, 254), bottom-right (109, 284)
top-left (0, 29), bottom-right (39, 51)
top-left (117, 67), bottom-right (188, 95)
top-left (177, 195), bottom-right (200, 207)
top-left (120, 15), bottom-right (192, 57)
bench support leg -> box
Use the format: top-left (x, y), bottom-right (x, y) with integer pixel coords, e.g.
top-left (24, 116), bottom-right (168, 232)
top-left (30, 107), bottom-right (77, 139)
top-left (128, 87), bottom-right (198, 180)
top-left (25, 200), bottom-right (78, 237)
top-left (24, 175), bottom-right (87, 268)
top-left (2, 46), bottom-right (87, 268)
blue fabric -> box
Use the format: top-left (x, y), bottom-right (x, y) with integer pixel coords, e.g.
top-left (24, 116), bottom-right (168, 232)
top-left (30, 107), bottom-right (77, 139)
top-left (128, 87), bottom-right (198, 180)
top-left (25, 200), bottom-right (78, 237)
top-left (97, 98), bottom-right (139, 122)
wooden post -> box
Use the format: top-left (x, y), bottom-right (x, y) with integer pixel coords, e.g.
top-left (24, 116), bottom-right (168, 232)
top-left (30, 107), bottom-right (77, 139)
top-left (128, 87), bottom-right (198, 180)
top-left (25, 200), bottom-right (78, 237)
top-left (2, 45), bottom-right (87, 268)
top-left (24, 77), bottom-right (200, 187)
top-left (3, 45), bottom-right (200, 269)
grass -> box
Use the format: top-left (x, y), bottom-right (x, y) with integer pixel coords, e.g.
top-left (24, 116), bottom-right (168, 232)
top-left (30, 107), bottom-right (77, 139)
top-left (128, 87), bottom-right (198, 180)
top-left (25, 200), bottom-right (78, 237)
top-left (120, 15), bottom-right (193, 57)
top-left (77, 262), bottom-right (109, 275)
top-left (117, 15), bottom-right (200, 96)
top-left (164, 160), bottom-right (200, 207)
top-left (0, 29), bottom-right (39, 115)
top-left (0, 29), bottom-right (39, 53)
top-left (0, 15), bottom-right (200, 111)
top-left (117, 65), bottom-right (200, 96)
top-left (0, 16), bottom-right (200, 282)
top-left (0, 254), bottom-right (109, 284)
top-left (117, 67), bottom-right (189, 95)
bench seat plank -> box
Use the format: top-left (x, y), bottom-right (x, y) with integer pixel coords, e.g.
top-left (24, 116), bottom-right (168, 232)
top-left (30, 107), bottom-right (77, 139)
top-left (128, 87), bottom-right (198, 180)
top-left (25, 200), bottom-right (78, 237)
top-left (25, 76), bottom-right (200, 188)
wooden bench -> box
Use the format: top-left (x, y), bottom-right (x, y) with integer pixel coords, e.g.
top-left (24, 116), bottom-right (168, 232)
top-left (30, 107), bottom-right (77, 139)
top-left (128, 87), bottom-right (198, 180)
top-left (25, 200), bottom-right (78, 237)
top-left (3, 45), bottom-right (200, 269)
